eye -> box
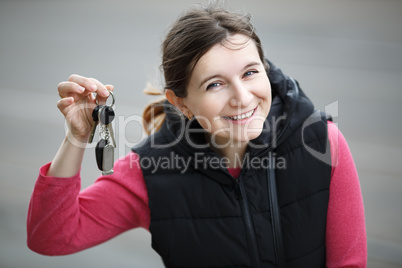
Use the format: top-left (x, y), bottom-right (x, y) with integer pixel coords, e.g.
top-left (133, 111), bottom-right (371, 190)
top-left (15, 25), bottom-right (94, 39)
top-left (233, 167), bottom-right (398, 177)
top-left (243, 70), bottom-right (258, 77)
top-left (206, 82), bottom-right (221, 90)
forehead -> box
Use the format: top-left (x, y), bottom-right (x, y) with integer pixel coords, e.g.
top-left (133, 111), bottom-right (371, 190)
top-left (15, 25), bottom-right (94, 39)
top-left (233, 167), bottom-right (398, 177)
top-left (200, 34), bottom-right (258, 62)
top-left (189, 34), bottom-right (261, 83)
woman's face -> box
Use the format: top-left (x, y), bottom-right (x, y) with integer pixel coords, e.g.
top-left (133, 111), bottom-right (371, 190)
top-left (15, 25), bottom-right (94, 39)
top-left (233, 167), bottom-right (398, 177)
top-left (183, 34), bottom-right (271, 147)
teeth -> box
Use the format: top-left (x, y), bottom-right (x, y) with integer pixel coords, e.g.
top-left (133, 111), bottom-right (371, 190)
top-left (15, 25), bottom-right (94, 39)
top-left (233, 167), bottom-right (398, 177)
top-left (228, 109), bottom-right (254, 121)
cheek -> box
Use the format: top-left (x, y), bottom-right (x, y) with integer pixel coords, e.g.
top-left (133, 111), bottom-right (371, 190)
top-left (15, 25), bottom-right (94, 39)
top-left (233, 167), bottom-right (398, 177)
top-left (264, 90), bottom-right (272, 112)
top-left (187, 95), bottom-right (224, 117)
top-left (263, 78), bottom-right (272, 99)
top-left (263, 79), bottom-right (272, 101)
top-left (254, 80), bottom-right (272, 111)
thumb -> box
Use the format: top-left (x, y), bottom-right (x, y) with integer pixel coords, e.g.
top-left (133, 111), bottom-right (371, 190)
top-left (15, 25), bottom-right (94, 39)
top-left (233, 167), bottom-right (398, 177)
top-left (106, 84), bottom-right (114, 92)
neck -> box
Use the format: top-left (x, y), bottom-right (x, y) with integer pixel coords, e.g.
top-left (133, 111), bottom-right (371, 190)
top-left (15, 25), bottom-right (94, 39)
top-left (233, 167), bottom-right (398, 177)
top-left (206, 134), bottom-right (248, 168)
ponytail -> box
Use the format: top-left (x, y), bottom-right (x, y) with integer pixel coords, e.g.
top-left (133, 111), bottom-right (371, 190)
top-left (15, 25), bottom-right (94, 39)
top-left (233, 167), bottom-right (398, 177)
top-left (142, 83), bottom-right (167, 135)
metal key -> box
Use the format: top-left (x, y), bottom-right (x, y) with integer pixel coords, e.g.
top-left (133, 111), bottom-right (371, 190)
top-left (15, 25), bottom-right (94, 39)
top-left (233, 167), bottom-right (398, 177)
top-left (96, 110), bottom-right (115, 175)
top-left (99, 106), bottom-right (116, 148)
top-left (88, 105), bottom-right (104, 143)
top-left (95, 139), bottom-right (114, 175)
top-left (92, 90), bottom-right (116, 175)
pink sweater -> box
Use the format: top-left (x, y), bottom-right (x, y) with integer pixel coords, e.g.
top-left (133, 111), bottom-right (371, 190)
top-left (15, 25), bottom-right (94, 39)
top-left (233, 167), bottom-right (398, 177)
top-left (27, 122), bottom-right (367, 267)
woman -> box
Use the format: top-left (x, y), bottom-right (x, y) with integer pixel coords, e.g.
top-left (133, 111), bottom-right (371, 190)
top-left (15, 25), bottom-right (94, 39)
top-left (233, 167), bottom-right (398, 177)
top-left (27, 4), bottom-right (367, 267)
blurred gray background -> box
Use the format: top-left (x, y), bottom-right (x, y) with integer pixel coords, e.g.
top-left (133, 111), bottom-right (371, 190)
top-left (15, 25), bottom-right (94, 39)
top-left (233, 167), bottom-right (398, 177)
top-left (1, 0), bottom-right (401, 267)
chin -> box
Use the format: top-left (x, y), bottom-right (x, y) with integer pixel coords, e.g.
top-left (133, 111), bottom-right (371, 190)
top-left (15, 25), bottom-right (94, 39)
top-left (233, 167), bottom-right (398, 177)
top-left (233, 127), bottom-right (264, 143)
top-left (247, 131), bottom-right (262, 141)
top-left (244, 132), bottom-right (263, 143)
top-left (245, 120), bottom-right (265, 139)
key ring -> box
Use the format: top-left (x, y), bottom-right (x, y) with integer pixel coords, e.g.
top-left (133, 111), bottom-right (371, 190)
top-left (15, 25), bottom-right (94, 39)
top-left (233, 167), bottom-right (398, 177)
top-left (95, 90), bottom-right (115, 108)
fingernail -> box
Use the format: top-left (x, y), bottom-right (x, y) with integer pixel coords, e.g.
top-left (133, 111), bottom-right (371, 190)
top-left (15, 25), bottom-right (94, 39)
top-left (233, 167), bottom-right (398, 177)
top-left (91, 84), bottom-right (97, 91)
top-left (79, 86), bottom-right (85, 92)
top-left (103, 89), bottom-right (110, 96)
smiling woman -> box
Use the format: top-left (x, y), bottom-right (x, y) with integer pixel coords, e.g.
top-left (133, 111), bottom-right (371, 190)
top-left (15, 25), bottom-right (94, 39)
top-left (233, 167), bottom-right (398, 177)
top-left (27, 3), bottom-right (367, 268)
top-left (166, 34), bottom-right (271, 154)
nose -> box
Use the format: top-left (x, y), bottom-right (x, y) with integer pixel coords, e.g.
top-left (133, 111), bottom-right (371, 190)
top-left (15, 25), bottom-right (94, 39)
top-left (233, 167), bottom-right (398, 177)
top-left (229, 81), bottom-right (253, 108)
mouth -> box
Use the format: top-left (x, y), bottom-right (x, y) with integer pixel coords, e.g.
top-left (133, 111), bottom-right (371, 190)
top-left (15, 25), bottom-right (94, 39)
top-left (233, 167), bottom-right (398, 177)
top-left (223, 107), bottom-right (257, 121)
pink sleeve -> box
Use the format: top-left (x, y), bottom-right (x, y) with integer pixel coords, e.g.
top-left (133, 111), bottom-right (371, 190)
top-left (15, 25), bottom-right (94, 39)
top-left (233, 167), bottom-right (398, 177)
top-left (27, 151), bottom-right (150, 256)
top-left (325, 122), bottom-right (367, 267)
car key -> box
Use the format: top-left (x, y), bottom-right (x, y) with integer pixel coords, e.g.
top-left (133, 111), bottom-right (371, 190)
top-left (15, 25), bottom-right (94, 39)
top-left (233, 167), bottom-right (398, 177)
top-left (88, 105), bottom-right (104, 143)
top-left (99, 105), bottom-right (116, 148)
top-left (92, 90), bottom-right (116, 175)
top-left (95, 138), bottom-right (114, 175)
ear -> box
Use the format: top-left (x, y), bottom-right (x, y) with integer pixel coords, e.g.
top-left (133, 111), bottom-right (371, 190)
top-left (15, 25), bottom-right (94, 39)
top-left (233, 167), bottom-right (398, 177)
top-left (165, 89), bottom-right (193, 118)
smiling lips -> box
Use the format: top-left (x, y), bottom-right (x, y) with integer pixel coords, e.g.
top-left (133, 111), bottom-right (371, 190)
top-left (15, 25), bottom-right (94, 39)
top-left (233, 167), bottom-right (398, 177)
top-left (223, 107), bottom-right (257, 121)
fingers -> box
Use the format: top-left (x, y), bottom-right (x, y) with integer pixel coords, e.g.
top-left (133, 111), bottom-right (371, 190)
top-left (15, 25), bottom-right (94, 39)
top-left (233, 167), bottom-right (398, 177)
top-left (90, 79), bottom-right (116, 106)
top-left (61, 74), bottom-right (107, 97)
top-left (68, 74), bottom-right (97, 92)
top-left (57, 97), bottom-right (74, 117)
top-left (106, 84), bottom-right (114, 92)
top-left (58, 74), bottom-right (114, 106)
top-left (58, 74), bottom-right (96, 100)
top-left (57, 94), bottom-right (96, 122)
top-left (58, 81), bottom-right (86, 99)
top-left (89, 77), bottom-right (110, 98)
top-left (56, 75), bottom-right (115, 139)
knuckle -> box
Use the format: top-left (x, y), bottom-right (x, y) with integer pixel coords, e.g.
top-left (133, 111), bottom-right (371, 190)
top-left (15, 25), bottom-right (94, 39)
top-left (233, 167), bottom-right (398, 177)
top-left (56, 99), bottom-right (63, 109)
top-left (57, 81), bottom-right (64, 90)
top-left (84, 77), bottom-right (95, 86)
top-left (68, 74), bottom-right (77, 81)
top-left (89, 77), bottom-right (101, 87)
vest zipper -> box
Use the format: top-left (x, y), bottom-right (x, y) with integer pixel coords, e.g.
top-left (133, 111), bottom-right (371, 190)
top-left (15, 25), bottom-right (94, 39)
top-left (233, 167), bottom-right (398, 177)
top-left (235, 178), bottom-right (260, 267)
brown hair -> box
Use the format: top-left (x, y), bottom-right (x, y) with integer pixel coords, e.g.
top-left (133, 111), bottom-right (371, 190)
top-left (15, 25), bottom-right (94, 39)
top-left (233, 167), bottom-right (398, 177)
top-left (142, 3), bottom-right (268, 135)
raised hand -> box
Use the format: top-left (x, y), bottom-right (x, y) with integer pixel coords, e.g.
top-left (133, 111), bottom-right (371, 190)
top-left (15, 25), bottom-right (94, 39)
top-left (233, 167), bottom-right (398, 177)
top-left (56, 74), bottom-right (114, 143)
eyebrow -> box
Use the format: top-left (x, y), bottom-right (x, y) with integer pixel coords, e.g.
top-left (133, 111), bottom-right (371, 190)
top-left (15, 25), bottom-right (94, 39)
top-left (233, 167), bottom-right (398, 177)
top-left (199, 61), bottom-right (261, 88)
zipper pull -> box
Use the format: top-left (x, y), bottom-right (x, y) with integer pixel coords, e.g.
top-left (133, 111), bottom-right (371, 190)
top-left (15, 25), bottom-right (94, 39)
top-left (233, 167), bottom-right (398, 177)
top-left (234, 179), bottom-right (243, 200)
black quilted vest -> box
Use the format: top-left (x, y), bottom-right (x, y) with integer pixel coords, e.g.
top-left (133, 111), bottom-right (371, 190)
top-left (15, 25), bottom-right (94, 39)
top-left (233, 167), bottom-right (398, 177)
top-left (133, 61), bottom-right (332, 267)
